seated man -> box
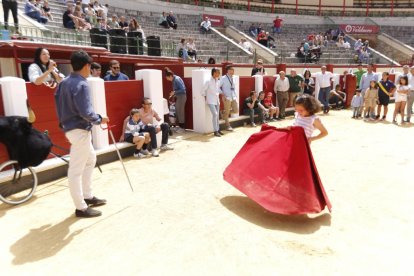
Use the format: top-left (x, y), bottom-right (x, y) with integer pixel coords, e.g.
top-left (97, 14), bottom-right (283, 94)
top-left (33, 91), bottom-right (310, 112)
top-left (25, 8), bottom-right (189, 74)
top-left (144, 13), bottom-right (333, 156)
top-left (200, 17), bottom-right (211, 34)
top-left (167, 11), bottom-right (177, 29)
top-left (139, 98), bottom-right (173, 154)
top-left (25, 0), bottom-right (48, 24)
top-left (124, 109), bottom-right (151, 158)
top-left (103, 60), bottom-right (129, 81)
top-left (63, 4), bottom-right (76, 29)
top-left (329, 84), bottom-right (347, 110)
top-left (243, 91), bottom-right (264, 127)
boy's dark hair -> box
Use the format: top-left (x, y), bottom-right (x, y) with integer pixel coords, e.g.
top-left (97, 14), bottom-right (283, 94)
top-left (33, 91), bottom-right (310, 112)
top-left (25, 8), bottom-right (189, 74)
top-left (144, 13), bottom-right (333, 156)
top-left (164, 67), bottom-right (174, 77)
top-left (225, 65), bottom-right (233, 72)
top-left (211, 68), bottom-right (220, 76)
top-left (70, 50), bottom-right (92, 71)
top-left (399, 75), bottom-right (408, 85)
top-left (90, 62), bottom-right (101, 70)
top-left (249, 91), bottom-right (256, 97)
top-left (295, 94), bottom-right (321, 115)
top-left (109, 60), bottom-right (120, 67)
top-left (130, 108), bottom-right (140, 116)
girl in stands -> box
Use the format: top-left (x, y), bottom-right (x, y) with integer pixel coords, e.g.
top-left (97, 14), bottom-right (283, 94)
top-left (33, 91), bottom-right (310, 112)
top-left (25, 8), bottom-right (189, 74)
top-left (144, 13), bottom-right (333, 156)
top-left (293, 94), bottom-right (328, 143)
top-left (393, 76), bottom-right (410, 125)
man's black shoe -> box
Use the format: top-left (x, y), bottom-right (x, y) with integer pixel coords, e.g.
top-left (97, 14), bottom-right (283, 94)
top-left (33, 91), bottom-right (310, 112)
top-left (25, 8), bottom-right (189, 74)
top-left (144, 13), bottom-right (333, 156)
top-left (84, 196), bottom-right (107, 207)
top-left (75, 207), bottom-right (102, 218)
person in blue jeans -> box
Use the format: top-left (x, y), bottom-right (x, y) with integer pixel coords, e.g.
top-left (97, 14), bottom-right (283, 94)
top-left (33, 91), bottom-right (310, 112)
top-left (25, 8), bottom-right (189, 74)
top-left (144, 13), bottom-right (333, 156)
top-left (243, 91), bottom-right (264, 127)
top-left (24, 0), bottom-right (47, 24)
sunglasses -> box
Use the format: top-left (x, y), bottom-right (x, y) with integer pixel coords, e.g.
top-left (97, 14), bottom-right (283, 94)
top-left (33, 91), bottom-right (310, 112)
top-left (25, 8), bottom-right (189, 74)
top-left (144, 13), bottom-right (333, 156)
top-left (144, 103), bottom-right (152, 105)
top-left (112, 66), bottom-right (120, 69)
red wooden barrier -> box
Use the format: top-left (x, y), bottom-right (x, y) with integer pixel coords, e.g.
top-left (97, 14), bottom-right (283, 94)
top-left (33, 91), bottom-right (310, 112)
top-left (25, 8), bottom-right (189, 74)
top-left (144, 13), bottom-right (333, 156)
top-left (345, 74), bottom-right (357, 107)
top-left (104, 80), bottom-right (144, 142)
top-left (26, 83), bottom-right (70, 158)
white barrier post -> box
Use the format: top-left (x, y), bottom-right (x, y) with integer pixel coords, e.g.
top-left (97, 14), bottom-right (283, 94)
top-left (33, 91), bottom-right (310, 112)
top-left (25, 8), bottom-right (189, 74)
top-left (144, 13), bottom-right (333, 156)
top-left (135, 69), bottom-right (164, 147)
top-left (88, 77), bottom-right (109, 150)
top-left (254, 75), bottom-right (263, 92)
top-left (0, 77), bottom-right (28, 116)
top-left (231, 75), bottom-right (240, 118)
top-left (192, 69), bottom-right (212, 134)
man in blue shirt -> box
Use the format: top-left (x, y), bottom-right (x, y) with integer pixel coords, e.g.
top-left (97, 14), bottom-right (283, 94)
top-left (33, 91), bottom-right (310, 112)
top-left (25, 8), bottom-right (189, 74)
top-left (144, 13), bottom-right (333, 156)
top-left (24, 0), bottom-right (47, 24)
top-left (165, 68), bottom-right (186, 132)
top-left (103, 60), bottom-right (129, 81)
top-left (359, 64), bottom-right (379, 116)
top-left (55, 50), bottom-right (109, 218)
top-left (220, 65), bottom-right (239, 131)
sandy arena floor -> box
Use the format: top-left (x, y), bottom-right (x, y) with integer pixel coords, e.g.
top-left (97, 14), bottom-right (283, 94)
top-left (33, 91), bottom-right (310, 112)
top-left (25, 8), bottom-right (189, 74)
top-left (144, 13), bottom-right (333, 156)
top-left (1, 106), bottom-right (413, 275)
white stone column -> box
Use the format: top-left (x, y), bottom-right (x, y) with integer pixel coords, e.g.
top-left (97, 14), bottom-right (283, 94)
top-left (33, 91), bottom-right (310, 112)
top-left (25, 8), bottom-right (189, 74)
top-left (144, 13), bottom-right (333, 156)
top-left (333, 74), bottom-right (340, 88)
top-left (135, 69), bottom-right (163, 147)
top-left (192, 69), bottom-right (212, 134)
top-left (88, 77), bottom-right (109, 150)
top-left (231, 75), bottom-right (240, 118)
top-left (254, 75), bottom-right (263, 93)
top-left (0, 77), bottom-right (28, 116)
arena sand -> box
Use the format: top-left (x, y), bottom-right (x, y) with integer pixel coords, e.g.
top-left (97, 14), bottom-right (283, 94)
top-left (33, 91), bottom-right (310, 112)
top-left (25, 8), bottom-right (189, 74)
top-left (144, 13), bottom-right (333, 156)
top-left (0, 106), bottom-right (413, 275)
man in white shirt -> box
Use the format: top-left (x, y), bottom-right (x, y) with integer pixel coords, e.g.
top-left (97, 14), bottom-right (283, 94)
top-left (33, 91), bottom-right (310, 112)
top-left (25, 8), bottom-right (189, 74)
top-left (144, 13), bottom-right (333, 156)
top-left (220, 65), bottom-right (239, 131)
top-left (200, 17), bottom-right (211, 34)
top-left (406, 66), bottom-right (414, 122)
top-left (273, 71), bottom-right (290, 119)
top-left (315, 65), bottom-right (334, 113)
top-left (239, 38), bottom-right (252, 52)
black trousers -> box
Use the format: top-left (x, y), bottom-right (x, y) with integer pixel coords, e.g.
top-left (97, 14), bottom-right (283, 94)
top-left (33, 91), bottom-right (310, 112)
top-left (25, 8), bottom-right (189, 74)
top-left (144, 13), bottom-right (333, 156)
top-left (142, 123), bottom-right (169, 149)
top-left (2, 0), bottom-right (18, 29)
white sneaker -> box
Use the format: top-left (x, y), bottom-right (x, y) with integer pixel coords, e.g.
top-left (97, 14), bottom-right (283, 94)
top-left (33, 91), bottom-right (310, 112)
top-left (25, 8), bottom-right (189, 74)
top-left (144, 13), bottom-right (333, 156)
top-left (140, 149), bottom-right (150, 155)
top-left (152, 149), bottom-right (159, 157)
top-left (227, 126), bottom-right (234, 131)
top-left (160, 144), bottom-right (174, 151)
top-left (133, 152), bottom-right (144, 158)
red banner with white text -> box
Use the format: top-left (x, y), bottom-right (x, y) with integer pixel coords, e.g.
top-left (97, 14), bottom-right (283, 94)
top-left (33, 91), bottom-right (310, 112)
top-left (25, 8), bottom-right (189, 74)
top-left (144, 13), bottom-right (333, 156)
top-left (202, 14), bottom-right (225, 27)
top-left (340, 24), bottom-right (379, 34)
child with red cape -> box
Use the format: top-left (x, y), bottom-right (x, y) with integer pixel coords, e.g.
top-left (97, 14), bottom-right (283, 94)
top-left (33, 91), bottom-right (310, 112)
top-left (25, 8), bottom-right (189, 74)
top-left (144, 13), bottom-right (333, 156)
top-left (223, 95), bottom-right (332, 215)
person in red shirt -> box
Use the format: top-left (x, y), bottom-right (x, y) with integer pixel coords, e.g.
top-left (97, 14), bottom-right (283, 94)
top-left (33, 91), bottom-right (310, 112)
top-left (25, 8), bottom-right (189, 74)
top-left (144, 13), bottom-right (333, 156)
top-left (272, 16), bottom-right (283, 34)
top-left (257, 30), bottom-right (268, 47)
top-left (261, 92), bottom-right (279, 121)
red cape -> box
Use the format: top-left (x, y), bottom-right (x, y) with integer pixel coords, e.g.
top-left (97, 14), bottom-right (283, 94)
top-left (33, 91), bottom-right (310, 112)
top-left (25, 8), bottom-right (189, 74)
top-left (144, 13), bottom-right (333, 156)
top-left (223, 125), bottom-right (332, 215)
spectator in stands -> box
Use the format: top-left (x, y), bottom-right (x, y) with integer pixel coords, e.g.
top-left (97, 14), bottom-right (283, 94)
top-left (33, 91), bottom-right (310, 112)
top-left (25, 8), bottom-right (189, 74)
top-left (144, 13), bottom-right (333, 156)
top-left (315, 65), bottom-right (334, 114)
top-left (118, 16), bottom-right (129, 31)
top-left (265, 32), bottom-right (276, 49)
top-left (354, 63), bottom-right (366, 89)
top-left (73, 6), bottom-right (91, 31)
top-left (138, 97), bottom-right (173, 154)
top-left (158, 12), bottom-right (169, 29)
top-left (90, 62), bottom-right (102, 78)
top-left (354, 39), bottom-right (363, 51)
top-left (262, 92), bottom-right (279, 121)
top-left (81, 0), bottom-right (89, 11)
top-left (177, 38), bottom-right (189, 61)
top-left (128, 18), bottom-right (139, 32)
top-left (248, 23), bottom-right (257, 37)
top-left (107, 14), bottom-right (120, 29)
top-left (274, 71), bottom-right (289, 119)
top-left (85, 3), bottom-right (97, 26)
top-left (329, 84), bottom-right (346, 110)
top-left (358, 46), bottom-right (370, 64)
top-left (63, 4), bottom-right (76, 29)
top-left (220, 65), bottom-right (239, 131)
top-left (287, 69), bottom-right (303, 107)
top-left (2, 0), bottom-right (19, 31)
top-left (25, 0), bottom-right (48, 23)
top-left (167, 11), bottom-right (177, 29)
top-left (135, 23), bottom-right (146, 40)
top-left (272, 15), bottom-right (283, 34)
top-left (41, 0), bottom-right (53, 21)
top-left (165, 68), bottom-right (186, 132)
top-left (256, 24), bottom-right (263, 35)
top-left (203, 68), bottom-right (223, 137)
top-left (186, 38), bottom-right (197, 61)
top-left (123, 109), bottom-right (150, 159)
top-left (208, 57), bottom-right (216, 64)
top-left (97, 17), bottom-right (108, 31)
top-left (303, 69), bottom-right (315, 96)
top-left (243, 91), bottom-right (263, 127)
top-left (103, 60), bottom-right (129, 81)
top-left (239, 38), bottom-right (252, 52)
top-left (251, 59), bottom-right (266, 76)
top-left (28, 47), bottom-right (64, 87)
top-left (200, 16), bottom-right (211, 34)
top-left (257, 30), bottom-right (268, 47)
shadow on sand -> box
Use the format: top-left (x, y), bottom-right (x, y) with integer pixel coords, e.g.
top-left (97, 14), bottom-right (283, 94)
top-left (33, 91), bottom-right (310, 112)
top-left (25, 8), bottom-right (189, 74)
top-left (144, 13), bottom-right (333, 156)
top-left (10, 215), bottom-right (82, 265)
top-left (220, 196), bottom-right (331, 234)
